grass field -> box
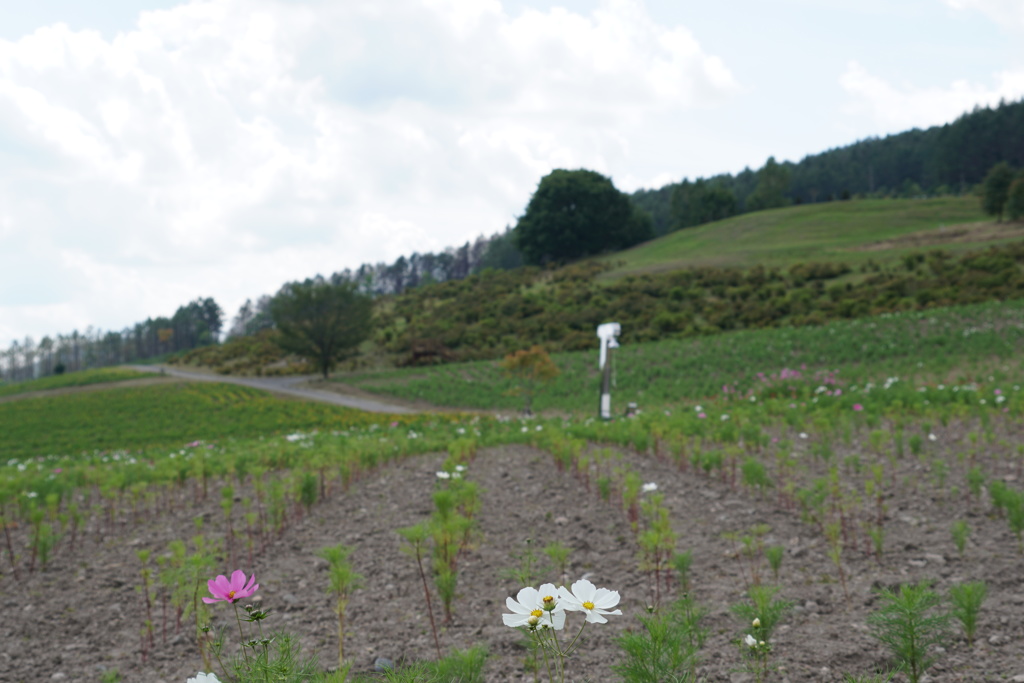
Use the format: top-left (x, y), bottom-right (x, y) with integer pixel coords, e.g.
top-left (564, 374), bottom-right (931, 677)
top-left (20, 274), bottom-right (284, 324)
top-left (0, 367), bottom-right (156, 398)
top-left (340, 298), bottom-right (1024, 414)
top-left (603, 196), bottom-right (994, 277)
top-left (0, 381), bottom-right (415, 459)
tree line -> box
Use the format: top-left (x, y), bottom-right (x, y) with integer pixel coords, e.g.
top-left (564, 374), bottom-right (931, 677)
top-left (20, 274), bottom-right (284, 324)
top-left (1, 297), bottom-right (223, 382)
top-left (633, 98), bottom-right (1024, 235)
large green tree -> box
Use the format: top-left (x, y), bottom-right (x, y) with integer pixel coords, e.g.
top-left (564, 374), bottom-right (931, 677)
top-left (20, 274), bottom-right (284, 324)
top-left (513, 169), bottom-right (653, 265)
top-left (670, 178), bottom-right (738, 231)
top-left (745, 156), bottom-right (792, 211)
top-left (270, 278), bottom-right (373, 378)
top-left (1006, 173), bottom-right (1024, 221)
top-left (982, 161), bottom-right (1016, 221)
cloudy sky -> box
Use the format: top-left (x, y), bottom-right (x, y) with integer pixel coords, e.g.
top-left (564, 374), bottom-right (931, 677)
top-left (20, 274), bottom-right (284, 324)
top-left (2, 0), bottom-right (1023, 345)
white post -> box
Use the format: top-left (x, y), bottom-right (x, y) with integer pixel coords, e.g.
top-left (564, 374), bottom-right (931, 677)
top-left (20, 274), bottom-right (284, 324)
top-left (596, 323), bottom-right (620, 420)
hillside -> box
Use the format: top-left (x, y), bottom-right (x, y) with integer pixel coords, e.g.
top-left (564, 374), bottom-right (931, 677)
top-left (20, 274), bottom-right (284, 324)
top-left (605, 196), bottom-right (991, 277)
top-left (164, 197), bottom-right (1023, 375)
top-left (631, 97), bottom-right (1024, 234)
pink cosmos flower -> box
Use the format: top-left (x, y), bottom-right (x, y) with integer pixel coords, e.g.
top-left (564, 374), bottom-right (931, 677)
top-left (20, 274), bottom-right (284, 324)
top-left (852, 403), bottom-right (863, 412)
top-left (203, 570), bottom-right (259, 604)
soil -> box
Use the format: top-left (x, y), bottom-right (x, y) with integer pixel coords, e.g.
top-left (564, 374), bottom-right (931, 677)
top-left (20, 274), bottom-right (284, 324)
top-left (3, 424), bottom-right (1024, 683)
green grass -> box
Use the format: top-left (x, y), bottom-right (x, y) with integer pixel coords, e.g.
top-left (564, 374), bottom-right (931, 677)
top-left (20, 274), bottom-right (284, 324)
top-left (0, 367), bottom-right (156, 398)
top-left (341, 299), bottom-right (1024, 413)
top-left (604, 197), bottom-right (991, 277)
top-left (0, 382), bottom-right (411, 459)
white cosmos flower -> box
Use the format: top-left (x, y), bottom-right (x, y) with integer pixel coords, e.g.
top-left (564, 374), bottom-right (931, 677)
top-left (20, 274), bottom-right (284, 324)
top-left (744, 634), bottom-right (757, 648)
top-left (187, 673), bottom-right (221, 683)
top-left (436, 471), bottom-right (451, 479)
top-left (557, 579), bottom-right (622, 624)
top-left (642, 482), bottom-right (658, 493)
top-left (502, 584), bottom-right (566, 630)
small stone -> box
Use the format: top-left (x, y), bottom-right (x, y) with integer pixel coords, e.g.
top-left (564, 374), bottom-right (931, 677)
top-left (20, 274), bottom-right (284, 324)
top-left (908, 559), bottom-right (927, 568)
top-left (51, 673), bottom-right (67, 680)
top-left (374, 657), bottom-right (395, 672)
top-left (1008, 675), bottom-right (1024, 682)
top-left (554, 516), bottom-right (569, 526)
top-left (804, 600), bottom-right (819, 612)
top-left (924, 553), bottom-right (946, 565)
top-left (988, 634), bottom-right (1010, 646)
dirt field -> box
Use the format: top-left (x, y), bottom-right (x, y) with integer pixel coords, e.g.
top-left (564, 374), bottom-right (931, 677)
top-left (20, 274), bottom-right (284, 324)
top-left (3, 425), bottom-right (1024, 682)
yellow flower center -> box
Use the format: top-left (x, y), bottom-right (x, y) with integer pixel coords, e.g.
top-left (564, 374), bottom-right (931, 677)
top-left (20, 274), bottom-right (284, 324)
top-left (583, 601), bottom-right (595, 610)
top-left (228, 590), bottom-right (236, 599)
top-left (531, 609), bottom-right (543, 618)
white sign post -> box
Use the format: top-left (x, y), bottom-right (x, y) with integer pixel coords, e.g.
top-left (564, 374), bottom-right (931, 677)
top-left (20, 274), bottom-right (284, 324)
top-left (596, 322), bottom-right (620, 420)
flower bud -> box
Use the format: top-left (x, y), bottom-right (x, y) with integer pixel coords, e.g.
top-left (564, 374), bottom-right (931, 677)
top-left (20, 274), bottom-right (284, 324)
top-left (752, 618), bottom-right (761, 628)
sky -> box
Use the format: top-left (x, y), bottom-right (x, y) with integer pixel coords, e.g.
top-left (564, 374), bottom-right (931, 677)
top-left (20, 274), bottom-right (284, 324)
top-left (2, 0), bottom-right (1023, 346)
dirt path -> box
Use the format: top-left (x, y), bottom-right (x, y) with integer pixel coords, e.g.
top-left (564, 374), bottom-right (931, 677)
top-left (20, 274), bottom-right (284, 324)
top-left (128, 365), bottom-right (422, 414)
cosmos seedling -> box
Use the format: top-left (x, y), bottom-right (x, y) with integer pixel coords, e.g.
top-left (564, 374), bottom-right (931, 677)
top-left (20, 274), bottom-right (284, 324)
top-left (949, 581), bottom-right (987, 647)
top-left (397, 522), bottom-right (442, 658)
top-left (318, 544), bottom-right (363, 668)
top-left (867, 581), bottom-right (950, 683)
top-left (950, 520), bottom-right (970, 557)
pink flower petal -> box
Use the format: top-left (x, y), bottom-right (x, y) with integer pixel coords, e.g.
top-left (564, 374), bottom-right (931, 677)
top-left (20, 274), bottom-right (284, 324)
top-left (230, 570), bottom-right (247, 591)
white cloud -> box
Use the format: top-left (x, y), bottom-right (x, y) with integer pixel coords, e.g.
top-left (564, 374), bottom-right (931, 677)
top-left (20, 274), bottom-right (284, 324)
top-left (0, 0), bottom-right (737, 343)
top-left (943, 0), bottom-right (1024, 32)
top-left (839, 60), bottom-right (1024, 132)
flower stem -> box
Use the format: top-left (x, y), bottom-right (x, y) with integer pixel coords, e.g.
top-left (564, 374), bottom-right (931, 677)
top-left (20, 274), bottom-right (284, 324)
top-left (561, 620), bottom-right (588, 657)
top-left (535, 631), bottom-right (555, 683)
top-left (233, 603), bottom-right (251, 668)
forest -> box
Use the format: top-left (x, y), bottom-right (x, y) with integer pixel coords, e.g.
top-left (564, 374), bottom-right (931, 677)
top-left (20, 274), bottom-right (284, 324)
top-left (632, 98), bottom-right (1024, 234)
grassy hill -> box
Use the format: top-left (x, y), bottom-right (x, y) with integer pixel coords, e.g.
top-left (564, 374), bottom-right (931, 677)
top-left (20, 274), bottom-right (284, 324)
top-left (168, 196), bottom-right (1023, 375)
top-left (604, 196), bottom-right (993, 277)
top-left (341, 297), bottom-right (1024, 414)
top-left (0, 367), bottom-right (156, 398)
